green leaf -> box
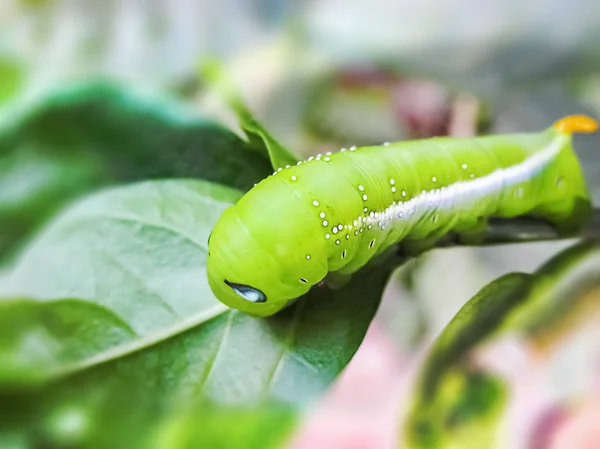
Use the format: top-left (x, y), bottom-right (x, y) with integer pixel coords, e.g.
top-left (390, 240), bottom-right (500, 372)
top-left (149, 401), bottom-right (297, 449)
top-left (199, 58), bottom-right (299, 169)
top-left (502, 240), bottom-right (600, 343)
top-left (0, 298), bottom-right (135, 388)
top-left (402, 239), bottom-right (600, 449)
top-left (415, 273), bottom-right (531, 401)
top-left (0, 81), bottom-right (273, 262)
top-left (403, 273), bottom-right (529, 449)
top-left (2, 179), bottom-right (392, 448)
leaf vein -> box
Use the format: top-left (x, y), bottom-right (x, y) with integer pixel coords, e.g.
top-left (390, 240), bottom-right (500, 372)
top-left (263, 301), bottom-right (306, 397)
top-left (195, 311), bottom-right (235, 393)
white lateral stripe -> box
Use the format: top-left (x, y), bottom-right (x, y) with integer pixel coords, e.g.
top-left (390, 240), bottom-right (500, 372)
top-left (366, 136), bottom-right (565, 228)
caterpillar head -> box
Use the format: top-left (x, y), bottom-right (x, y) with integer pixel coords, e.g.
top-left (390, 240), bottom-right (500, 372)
top-left (207, 204), bottom-right (327, 317)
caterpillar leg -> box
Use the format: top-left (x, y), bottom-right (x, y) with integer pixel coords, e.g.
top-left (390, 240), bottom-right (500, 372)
top-left (532, 197), bottom-right (592, 236)
top-left (324, 271), bottom-right (353, 290)
top-left (399, 236), bottom-right (442, 257)
top-left (453, 217), bottom-right (489, 245)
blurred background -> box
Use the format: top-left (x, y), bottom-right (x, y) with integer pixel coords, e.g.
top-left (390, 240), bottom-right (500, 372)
top-left (2, 0), bottom-right (600, 448)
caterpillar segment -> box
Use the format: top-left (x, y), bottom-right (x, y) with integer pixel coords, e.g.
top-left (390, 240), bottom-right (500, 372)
top-left (207, 115), bottom-right (596, 316)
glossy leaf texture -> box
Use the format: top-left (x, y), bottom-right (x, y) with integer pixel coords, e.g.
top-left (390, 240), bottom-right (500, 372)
top-left (402, 239), bottom-right (600, 449)
top-left (1, 179), bottom-right (393, 449)
top-left (0, 81), bottom-right (273, 262)
top-left (0, 298), bottom-right (135, 388)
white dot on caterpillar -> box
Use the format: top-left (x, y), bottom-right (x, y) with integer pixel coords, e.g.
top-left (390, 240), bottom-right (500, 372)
top-left (324, 157), bottom-right (331, 162)
top-left (342, 250), bottom-right (347, 258)
top-left (362, 194), bottom-right (368, 201)
top-left (308, 156), bottom-right (314, 161)
top-left (277, 168), bottom-right (282, 172)
top-left (345, 234), bottom-right (349, 240)
top-left (358, 185), bottom-right (365, 191)
top-left (391, 186), bottom-right (397, 193)
top-left (291, 175), bottom-right (297, 181)
top-left (368, 224), bottom-right (372, 229)
top-left (337, 224), bottom-right (343, 231)
top-left (432, 176), bottom-right (437, 182)
top-left (362, 217), bottom-right (367, 223)
top-left (322, 220), bottom-right (328, 226)
top-left (350, 146), bottom-right (357, 151)
top-left (335, 240), bottom-right (341, 245)
top-left (306, 255), bottom-right (311, 260)
top-left (285, 165), bottom-right (290, 168)
top-left (332, 227), bottom-right (339, 234)
top-left (341, 147), bottom-right (347, 152)
top-left (470, 174), bottom-right (475, 178)
top-left (462, 163), bottom-right (468, 169)
top-left (354, 230), bottom-right (359, 235)
top-left (325, 234), bottom-right (331, 239)
top-left (353, 219), bottom-right (358, 226)
top-left (383, 142), bottom-right (390, 146)
top-left (312, 200), bottom-right (319, 206)
top-left (363, 207), bottom-right (368, 213)
top-left (297, 161), bottom-right (302, 165)
top-left (389, 179), bottom-right (395, 185)
top-left (402, 190), bottom-right (407, 197)
top-left (320, 212), bottom-right (326, 218)
top-left (326, 151), bottom-right (332, 155)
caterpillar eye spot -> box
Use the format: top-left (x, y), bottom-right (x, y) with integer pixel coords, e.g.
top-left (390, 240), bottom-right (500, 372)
top-left (300, 278), bottom-right (308, 283)
top-left (224, 280), bottom-right (267, 303)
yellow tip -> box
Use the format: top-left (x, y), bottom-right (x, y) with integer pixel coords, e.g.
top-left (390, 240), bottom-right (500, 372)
top-left (553, 115), bottom-right (598, 134)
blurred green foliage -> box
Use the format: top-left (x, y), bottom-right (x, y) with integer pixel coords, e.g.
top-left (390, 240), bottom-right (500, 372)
top-left (0, 56), bottom-right (25, 105)
top-left (0, 82), bottom-right (273, 263)
top-left (403, 240), bottom-right (600, 449)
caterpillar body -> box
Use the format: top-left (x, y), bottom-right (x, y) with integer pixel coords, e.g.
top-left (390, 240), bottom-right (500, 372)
top-left (207, 115), bottom-right (597, 316)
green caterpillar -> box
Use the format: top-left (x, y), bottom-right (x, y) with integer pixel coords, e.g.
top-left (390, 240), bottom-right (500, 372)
top-left (207, 115), bottom-right (597, 316)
